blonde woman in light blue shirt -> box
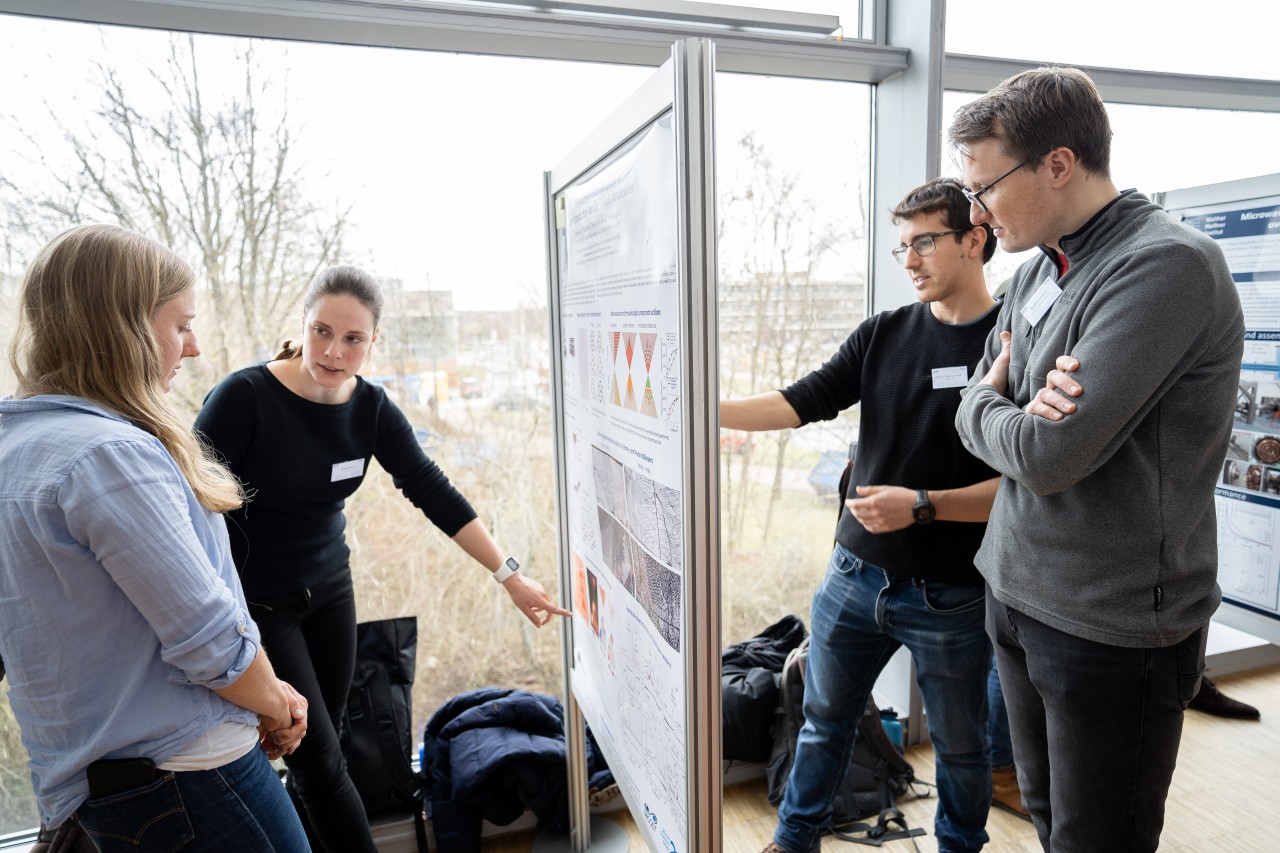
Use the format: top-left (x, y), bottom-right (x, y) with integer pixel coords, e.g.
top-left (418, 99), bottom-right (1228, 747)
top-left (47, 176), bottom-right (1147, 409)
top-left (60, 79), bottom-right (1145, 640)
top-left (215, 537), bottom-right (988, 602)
top-left (0, 225), bottom-right (311, 851)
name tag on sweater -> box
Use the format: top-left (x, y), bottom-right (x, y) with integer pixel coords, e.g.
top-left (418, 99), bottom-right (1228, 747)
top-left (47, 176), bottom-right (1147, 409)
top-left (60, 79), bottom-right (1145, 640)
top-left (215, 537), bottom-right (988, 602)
top-left (1021, 276), bottom-right (1062, 328)
top-left (931, 366), bottom-right (969, 389)
top-left (331, 458), bottom-right (365, 482)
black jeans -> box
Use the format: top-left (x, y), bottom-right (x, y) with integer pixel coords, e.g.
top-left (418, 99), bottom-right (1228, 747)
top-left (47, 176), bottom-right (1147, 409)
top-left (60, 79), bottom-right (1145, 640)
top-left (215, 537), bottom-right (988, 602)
top-left (252, 566), bottom-right (377, 853)
top-left (987, 590), bottom-right (1205, 853)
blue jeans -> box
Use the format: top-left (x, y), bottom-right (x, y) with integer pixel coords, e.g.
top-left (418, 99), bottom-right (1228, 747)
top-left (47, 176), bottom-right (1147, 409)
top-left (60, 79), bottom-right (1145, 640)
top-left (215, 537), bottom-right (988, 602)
top-left (774, 545), bottom-right (992, 853)
top-left (987, 657), bottom-right (1014, 769)
top-left (987, 592), bottom-right (1206, 853)
top-left (75, 746), bottom-right (310, 852)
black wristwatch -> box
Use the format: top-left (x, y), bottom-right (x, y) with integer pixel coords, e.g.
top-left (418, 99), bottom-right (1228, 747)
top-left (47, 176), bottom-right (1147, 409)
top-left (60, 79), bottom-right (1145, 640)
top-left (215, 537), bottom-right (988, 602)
top-left (912, 489), bottom-right (935, 525)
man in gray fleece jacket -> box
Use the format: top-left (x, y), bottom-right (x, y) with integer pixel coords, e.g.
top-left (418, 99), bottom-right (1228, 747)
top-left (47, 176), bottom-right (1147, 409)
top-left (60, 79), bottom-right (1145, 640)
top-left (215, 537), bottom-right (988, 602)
top-left (948, 67), bottom-right (1244, 853)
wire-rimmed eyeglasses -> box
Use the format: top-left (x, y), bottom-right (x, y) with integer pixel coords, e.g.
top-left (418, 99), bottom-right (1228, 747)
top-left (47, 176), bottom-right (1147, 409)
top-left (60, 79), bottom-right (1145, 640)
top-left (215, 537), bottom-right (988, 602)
top-left (962, 159), bottom-right (1031, 212)
top-left (891, 229), bottom-right (967, 265)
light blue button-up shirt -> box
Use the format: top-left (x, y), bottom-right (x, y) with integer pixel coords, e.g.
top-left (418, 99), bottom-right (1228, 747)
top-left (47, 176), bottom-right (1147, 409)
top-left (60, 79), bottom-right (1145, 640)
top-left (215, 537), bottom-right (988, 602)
top-left (0, 395), bottom-right (261, 826)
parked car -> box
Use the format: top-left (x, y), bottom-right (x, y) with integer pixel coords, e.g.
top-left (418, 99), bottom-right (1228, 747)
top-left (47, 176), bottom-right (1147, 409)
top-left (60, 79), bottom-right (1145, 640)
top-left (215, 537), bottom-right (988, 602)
top-left (413, 425), bottom-right (442, 451)
top-left (449, 440), bottom-right (500, 467)
top-left (459, 377), bottom-right (483, 399)
top-left (809, 442), bottom-right (857, 506)
top-left (492, 391), bottom-right (539, 412)
top-left (719, 431), bottom-right (754, 455)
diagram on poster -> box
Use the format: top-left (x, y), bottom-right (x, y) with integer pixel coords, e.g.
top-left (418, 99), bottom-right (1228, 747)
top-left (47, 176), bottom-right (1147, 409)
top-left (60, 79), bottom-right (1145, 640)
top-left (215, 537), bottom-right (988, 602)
top-left (592, 446), bottom-right (683, 648)
top-left (554, 109), bottom-right (689, 852)
top-left (1217, 498), bottom-right (1280, 611)
top-left (579, 327), bottom-right (683, 435)
top-left (1182, 195), bottom-right (1280, 622)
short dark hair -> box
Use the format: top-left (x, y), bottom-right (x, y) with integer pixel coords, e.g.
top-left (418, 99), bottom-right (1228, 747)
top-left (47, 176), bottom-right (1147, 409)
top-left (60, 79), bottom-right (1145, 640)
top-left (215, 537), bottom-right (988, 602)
top-left (891, 177), bottom-right (995, 263)
top-left (948, 66), bottom-right (1112, 178)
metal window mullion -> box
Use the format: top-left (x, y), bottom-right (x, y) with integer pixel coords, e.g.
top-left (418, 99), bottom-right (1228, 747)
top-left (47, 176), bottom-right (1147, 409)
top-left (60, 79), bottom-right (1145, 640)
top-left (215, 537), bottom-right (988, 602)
top-left (0, 0), bottom-right (909, 82)
top-left (944, 53), bottom-right (1280, 114)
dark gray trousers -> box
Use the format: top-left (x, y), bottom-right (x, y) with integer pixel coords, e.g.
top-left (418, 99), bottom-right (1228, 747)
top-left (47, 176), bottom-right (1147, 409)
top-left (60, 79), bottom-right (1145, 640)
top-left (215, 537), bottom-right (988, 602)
top-left (986, 590), bottom-right (1205, 853)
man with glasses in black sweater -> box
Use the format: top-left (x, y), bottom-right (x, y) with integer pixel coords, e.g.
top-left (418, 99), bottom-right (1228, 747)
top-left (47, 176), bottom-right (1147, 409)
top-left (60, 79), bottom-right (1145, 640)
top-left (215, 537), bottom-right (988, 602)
top-left (725, 177), bottom-right (1002, 853)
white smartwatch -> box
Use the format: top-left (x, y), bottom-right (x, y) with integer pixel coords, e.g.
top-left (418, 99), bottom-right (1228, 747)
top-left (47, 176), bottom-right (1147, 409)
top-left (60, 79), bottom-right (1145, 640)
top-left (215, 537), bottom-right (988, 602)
top-left (492, 556), bottom-right (520, 584)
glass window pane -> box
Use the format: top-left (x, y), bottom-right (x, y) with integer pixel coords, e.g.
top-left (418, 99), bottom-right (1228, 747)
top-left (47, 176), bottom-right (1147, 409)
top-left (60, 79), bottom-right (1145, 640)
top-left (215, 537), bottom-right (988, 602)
top-left (715, 72), bottom-right (871, 643)
top-left (0, 12), bottom-right (873, 835)
top-left (1106, 103), bottom-right (1280, 192)
top-left (0, 13), bottom-right (650, 832)
top-left (0, 683), bottom-right (38, 836)
top-left (946, 0), bottom-right (1280, 80)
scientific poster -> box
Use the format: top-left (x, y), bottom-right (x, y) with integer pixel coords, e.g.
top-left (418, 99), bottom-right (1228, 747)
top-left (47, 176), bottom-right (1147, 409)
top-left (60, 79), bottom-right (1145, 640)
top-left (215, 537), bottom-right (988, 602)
top-left (555, 111), bottom-right (689, 852)
top-left (1181, 196), bottom-right (1280, 626)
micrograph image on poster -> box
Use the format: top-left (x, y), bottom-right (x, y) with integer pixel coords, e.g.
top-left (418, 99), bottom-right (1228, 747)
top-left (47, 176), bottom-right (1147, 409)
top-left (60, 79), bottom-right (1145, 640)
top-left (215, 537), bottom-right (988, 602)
top-left (556, 111), bottom-right (689, 851)
top-left (1183, 196), bottom-right (1280, 619)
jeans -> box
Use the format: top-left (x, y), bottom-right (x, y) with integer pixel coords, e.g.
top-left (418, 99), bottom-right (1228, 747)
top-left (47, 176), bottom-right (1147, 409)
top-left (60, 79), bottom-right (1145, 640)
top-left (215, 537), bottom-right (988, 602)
top-left (774, 545), bottom-right (992, 853)
top-left (254, 567), bottom-right (376, 853)
top-left (986, 592), bottom-right (1206, 853)
top-left (75, 747), bottom-right (309, 852)
top-left (987, 658), bottom-right (1014, 769)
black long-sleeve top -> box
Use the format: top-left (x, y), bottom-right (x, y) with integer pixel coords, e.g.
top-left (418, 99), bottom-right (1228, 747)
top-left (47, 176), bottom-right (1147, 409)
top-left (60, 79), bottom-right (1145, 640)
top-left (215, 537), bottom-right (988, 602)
top-left (194, 364), bottom-right (477, 599)
top-left (781, 301), bottom-right (999, 585)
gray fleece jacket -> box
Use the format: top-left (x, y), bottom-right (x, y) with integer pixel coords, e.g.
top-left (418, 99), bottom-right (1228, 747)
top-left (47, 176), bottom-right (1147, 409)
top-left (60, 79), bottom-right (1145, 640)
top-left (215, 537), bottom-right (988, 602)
top-left (957, 191), bottom-right (1244, 648)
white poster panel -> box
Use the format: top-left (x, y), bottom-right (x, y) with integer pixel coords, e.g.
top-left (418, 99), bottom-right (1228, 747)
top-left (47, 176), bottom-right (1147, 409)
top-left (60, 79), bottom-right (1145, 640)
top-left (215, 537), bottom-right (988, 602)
top-left (555, 112), bottom-right (689, 852)
top-left (1179, 194), bottom-right (1280, 633)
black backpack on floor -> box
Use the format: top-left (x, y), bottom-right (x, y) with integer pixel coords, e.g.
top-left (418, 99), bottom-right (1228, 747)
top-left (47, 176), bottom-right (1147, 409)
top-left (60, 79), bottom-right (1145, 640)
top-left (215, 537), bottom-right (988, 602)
top-left (722, 614), bottom-right (808, 763)
top-left (342, 617), bottom-right (428, 851)
top-left (766, 636), bottom-right (926, 844)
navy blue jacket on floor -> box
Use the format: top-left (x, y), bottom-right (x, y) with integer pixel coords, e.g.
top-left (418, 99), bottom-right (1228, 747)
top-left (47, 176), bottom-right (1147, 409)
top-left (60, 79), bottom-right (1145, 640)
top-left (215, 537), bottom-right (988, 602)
top-left (422, 688), bottom-right (613, 852)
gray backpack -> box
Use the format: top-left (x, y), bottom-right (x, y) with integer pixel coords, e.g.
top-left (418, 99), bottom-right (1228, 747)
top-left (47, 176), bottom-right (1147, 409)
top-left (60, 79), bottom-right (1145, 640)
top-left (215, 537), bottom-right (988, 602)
top-left (765, 637), bottom-right (926, 844)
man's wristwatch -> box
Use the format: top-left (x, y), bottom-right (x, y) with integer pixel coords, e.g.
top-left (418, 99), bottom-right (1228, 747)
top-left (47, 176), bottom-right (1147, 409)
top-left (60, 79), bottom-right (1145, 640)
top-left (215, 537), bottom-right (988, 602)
top-left (912, 490), bottom-right (935, 525)
top-left (492, 556), bottom-right (520, 584)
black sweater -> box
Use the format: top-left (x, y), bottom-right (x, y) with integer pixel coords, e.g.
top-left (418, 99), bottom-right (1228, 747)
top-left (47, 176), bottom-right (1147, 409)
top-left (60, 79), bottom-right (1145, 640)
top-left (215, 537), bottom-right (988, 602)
top-left (781, 301), bottom-right (999, 585)
top-left (195, 364), bottom-right (477, 598)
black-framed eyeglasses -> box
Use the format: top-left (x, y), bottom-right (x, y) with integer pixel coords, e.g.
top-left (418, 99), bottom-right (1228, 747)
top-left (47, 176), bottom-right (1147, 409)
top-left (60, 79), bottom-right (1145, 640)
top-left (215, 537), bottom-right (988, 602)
top-left (891, 229), bottom-right (968, 265)
top-left (962, 159), bottom-right (1031, 212)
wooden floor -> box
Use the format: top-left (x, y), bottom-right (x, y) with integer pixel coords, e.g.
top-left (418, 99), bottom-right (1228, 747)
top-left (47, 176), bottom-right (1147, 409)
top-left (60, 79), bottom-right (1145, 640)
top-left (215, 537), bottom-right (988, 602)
top-left (482, 665), bottom-right (1280, 852)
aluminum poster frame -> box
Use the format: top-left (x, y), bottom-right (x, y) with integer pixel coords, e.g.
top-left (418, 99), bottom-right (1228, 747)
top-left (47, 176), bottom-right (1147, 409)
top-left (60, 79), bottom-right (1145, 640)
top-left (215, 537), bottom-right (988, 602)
top-left (543, 38), bottom-right (721, 852)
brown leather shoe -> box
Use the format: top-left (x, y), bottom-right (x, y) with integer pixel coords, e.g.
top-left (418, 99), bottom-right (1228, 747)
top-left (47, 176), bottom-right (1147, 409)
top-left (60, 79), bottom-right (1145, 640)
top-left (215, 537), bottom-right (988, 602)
top-left (760, 843), bottom-right (789, 853)
top-left (991, 764), bottom-right (1031, 820)
top-left (1189, 676), bottom-right (1261, 720)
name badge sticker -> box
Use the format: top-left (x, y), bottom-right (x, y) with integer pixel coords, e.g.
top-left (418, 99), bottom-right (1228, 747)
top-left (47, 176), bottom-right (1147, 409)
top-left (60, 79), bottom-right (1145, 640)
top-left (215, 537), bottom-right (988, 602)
top-left (331, 458), bottom-right (365, 482)
top-left (932, 365), bottom-right (969, 389)
top-left (1020, 276), bottom-right (1062, 328)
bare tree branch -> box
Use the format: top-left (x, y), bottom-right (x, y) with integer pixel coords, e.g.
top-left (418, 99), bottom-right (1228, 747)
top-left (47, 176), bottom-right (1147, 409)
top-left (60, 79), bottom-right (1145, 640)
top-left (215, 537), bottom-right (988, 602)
top-left (719, 133), bottom-right (862, 545)
top-left (0, 32), bottom-right (350, 390)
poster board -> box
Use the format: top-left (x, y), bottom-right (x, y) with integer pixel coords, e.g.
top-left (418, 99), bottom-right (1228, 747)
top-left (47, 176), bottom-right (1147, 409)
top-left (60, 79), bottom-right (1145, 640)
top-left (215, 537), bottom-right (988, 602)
top-left (544, 39), bottom-right (721, 852)
top-left (1158, 173), bottom-right (1280, 646)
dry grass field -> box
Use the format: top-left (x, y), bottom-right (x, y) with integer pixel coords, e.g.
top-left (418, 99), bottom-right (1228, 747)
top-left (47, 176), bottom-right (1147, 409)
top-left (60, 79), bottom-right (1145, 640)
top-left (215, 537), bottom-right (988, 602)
top-left (344, 398), bottom-right (842, 732)
top-left (0, 357), bottom-right (846, 836)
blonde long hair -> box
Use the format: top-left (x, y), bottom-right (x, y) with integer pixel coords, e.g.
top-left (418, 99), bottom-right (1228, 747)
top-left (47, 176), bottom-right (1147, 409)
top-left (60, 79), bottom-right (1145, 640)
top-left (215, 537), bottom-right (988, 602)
top-left (9, 224), bottom-right (243, 513)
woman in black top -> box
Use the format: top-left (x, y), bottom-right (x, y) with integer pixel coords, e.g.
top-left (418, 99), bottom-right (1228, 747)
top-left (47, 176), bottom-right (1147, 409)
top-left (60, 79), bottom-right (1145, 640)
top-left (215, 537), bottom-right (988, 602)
top-left (196, 265), bottom-right (568, 852)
